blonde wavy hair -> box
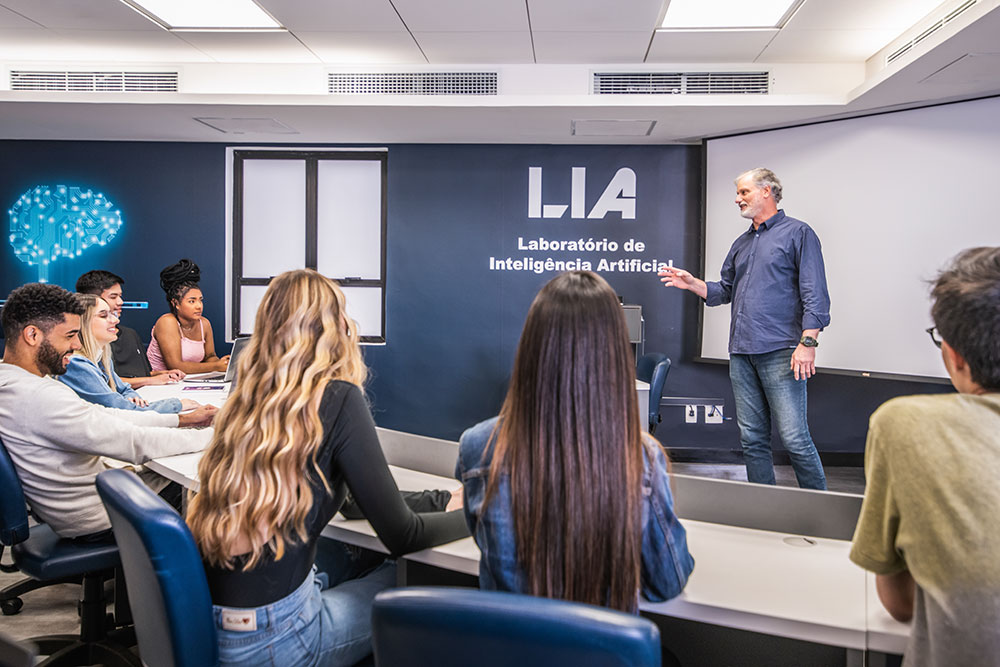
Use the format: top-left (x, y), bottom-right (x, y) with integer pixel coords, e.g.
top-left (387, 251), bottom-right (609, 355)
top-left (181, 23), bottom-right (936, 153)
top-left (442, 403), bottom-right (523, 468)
top-left (186, 269), bottom-right (366, 569)
top-left (74, 293), bottom-right (115, 389)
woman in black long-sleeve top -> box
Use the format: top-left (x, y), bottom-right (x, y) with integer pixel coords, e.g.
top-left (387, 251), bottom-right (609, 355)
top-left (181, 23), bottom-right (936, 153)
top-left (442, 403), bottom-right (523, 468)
top-left (186, 269), bottom-right (468, 667)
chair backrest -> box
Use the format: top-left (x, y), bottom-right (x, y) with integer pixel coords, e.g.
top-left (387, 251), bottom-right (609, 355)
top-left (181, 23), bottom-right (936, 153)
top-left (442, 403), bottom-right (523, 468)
top-left (96, 469), bottom-right (218, 667)
top-left (0, 437), bottom-right (29, 547)
top-left (636, 353), bottom-right (671, 431)
top-left (372, 587), bottom-right (662, 667)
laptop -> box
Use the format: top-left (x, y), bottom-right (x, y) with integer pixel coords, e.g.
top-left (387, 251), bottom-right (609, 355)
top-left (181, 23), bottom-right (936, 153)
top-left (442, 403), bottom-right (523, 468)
top-left (183, 336), bottom-right (250, 385)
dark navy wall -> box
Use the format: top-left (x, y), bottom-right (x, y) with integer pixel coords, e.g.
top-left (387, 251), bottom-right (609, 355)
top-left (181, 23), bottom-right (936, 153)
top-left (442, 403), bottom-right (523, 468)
top-left (0, 141), bottom-right (226, 350)
top-left (0, 140), bottom-right (949, 455)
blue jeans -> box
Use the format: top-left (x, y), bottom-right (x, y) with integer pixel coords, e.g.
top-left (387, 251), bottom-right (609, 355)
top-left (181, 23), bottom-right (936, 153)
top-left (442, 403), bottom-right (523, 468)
top-left (214, 540), bottom-right (397, 666)
top-left (729, 349), bottom-right (827, 490)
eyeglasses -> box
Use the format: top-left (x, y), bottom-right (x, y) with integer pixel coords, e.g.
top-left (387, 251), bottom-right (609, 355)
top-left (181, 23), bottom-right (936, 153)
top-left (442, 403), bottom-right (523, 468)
top-left (925, 327), bottom-right (942, 349)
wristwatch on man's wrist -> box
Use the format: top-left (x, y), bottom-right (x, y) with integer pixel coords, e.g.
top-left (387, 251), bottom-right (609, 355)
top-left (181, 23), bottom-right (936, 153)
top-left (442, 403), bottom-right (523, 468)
top-left (799, 335), bottom-right (819, 348)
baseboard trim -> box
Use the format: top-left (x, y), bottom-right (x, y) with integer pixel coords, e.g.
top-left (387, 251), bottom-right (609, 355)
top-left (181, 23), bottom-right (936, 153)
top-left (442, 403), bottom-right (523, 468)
top-left (665, 447), bottom-right (863, 468)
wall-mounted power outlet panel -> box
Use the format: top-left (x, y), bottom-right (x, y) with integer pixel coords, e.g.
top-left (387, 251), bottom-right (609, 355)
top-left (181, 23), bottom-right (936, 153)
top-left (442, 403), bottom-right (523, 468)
top-left (705, 405), bottom-right (724, 424)
top-left (685, 404), bottom-right (698, 424)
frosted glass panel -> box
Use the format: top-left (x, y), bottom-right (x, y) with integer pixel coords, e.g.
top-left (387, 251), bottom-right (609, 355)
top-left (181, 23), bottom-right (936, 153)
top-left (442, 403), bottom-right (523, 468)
top-left (317, 160), bottom-right (382, 279)
top-left (341, 287), bottom-right (383, 338)
top-left (239, 285), bottom-right (268, 336)
top-left (243, 160), bottom-right (306, 277)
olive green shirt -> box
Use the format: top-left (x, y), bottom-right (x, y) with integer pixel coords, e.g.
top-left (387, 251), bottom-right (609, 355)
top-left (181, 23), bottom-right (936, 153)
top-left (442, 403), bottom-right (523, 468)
top-left (850, 392), bottom-right (1000, 667)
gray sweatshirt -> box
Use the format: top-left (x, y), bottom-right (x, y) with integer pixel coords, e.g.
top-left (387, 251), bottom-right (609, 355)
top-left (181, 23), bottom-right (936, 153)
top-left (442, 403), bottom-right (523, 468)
top-left (0, 362), bottom-right (211, 537)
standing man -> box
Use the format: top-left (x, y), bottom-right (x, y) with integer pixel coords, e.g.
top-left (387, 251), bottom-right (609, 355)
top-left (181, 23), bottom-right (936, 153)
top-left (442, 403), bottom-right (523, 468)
top-left (75, 270), bottom-right (184, 388)
top-left (850, 247), bottom-right (1000, 665)
top-left (659, 168), bottom-right (830, 489)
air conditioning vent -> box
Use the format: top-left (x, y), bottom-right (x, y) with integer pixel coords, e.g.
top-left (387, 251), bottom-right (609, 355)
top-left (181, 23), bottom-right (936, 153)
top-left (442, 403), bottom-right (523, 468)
top-left (10, 71), bottom-right (178, 92)
top-left (328, 72), bottom-right (497, 95)
top-left (593, 71), bottom-right (769, 95)
top-left (886, 0), bottom-right (978, 66)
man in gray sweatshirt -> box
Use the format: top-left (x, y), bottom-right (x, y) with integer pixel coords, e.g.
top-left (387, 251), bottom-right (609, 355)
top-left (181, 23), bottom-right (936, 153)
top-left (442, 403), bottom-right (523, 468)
top-left (0, 282), bottom-right (216, 538)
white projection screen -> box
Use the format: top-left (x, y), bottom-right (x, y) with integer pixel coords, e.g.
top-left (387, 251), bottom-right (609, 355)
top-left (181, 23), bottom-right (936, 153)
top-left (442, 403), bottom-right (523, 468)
top-left (703, 96), bottom-right (1000, 380)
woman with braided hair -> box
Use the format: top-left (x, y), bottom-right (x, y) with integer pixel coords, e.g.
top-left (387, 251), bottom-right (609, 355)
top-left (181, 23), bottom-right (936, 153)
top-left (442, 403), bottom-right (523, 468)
top-left (148, 259), bottom-right (230, 374)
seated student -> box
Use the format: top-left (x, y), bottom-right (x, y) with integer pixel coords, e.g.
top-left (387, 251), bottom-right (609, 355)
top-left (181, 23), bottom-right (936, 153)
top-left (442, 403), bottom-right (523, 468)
top-left (75, 269), bottom-right (184, 388)
top-left (147, 259), bottom-right (230, 374)
top-left (59, 293), bottom-right (204, 414)
top-left (0, 283), bottom-right (216, 539)
top-left (850, 247), bottom-right (1000, 666)
top-left (456, 271), bottom-right (694, 613)
top-left (185, 269), bottom-right (468, 667)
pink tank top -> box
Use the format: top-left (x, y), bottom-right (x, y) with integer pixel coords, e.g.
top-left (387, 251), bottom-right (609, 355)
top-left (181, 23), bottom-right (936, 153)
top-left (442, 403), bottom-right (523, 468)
top-left (148, 318), bottom-right (207, 371)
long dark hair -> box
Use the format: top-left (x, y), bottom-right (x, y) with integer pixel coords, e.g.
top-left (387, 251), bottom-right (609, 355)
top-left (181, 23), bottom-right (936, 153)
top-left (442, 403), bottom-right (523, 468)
top-left (485, 271), bottom-right (643, 612)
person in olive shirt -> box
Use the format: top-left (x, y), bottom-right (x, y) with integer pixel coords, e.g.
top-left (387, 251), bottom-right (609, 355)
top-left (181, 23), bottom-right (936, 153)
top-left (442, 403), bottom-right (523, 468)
top-left (75, 270), bottom-right (184, 387)
top-left (850, 247), bottom-right (1000, 667)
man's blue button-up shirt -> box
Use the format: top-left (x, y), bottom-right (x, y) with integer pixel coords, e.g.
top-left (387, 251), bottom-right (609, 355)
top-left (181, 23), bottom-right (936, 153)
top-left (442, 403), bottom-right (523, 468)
top-left (704, 210), bottom-right (831, 355)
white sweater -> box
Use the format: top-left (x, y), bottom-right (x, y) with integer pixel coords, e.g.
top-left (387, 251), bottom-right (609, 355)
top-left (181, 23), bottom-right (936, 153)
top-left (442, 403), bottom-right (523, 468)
top-left (0, 363), bottom-right (212, 537)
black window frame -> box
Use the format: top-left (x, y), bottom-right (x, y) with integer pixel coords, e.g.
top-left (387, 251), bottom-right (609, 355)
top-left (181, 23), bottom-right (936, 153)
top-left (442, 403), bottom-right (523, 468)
top-left (231, 149), bottom-right (388, 343)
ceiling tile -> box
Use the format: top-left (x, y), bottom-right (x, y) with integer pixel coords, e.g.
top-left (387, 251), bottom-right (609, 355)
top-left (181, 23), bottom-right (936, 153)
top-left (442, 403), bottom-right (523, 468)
top-left (175, 32), bottom-right (321, 64)
top-left (533, 31), bottom-right (652, 63)
top-left (413, 31), bottom-right (534, 64)
top-left (647, 30), bottom-right (777, 63)
top-left (0, 4), bottom-right (41, 28)
top-left (394, 0), bottom-right (528, 32)
top-left (0, 0), bottom-right (160, 30)
top-left (784, 0), bottom-right (948, 31)
top-left (0, 28), bottom-right (67, 59)
top-left (257, 0), bottom-right (405, 32)
top-left (48, 29), bottom-right (209, 62)
top-left (759, 28), bottom-right (898, 62)
top-left (528, 0), bottom-right (663, 31)
top-left (296, 31), bottom-right (426, 64)
top-left (921, 53), bottom-right (1000, 84)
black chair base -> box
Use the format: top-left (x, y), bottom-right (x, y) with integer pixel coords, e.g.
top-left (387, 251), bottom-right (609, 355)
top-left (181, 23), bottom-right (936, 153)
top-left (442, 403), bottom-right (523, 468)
top-left (1, 574), bottom-right (82, 615)
top-left (19, 571), bottom-right (140, 667)
top-left (31, 632), bottom-right (140, 667)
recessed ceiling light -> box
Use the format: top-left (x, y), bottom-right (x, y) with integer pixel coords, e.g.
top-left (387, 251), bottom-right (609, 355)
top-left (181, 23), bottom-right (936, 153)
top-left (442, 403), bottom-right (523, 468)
top-left (660, 0), bottom-right (801, 29)
top-left (119, 0), bottom-right (283, 31)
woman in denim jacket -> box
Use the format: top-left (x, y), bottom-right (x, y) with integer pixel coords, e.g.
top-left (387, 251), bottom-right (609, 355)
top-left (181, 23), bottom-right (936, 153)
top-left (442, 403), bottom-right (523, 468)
top-left (456, 271), bottom-right (694, 612)
top-left (59, 293), bottom-right (198, 414)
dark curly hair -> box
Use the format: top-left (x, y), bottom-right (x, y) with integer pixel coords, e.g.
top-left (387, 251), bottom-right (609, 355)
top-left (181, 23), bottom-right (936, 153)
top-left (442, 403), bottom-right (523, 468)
top-left (931, 247), bottom-right (1000, 390)
top-left (2, 283), bottom-right (84, 345)
top-left (76, 270), bottom-right (125, 295)
top-left (159, 259), bottom-right (201, 316)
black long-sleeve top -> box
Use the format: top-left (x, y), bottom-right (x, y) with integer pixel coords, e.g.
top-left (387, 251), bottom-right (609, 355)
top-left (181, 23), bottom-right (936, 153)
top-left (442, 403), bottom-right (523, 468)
top-left (203, 380), bottom-right (469, 607)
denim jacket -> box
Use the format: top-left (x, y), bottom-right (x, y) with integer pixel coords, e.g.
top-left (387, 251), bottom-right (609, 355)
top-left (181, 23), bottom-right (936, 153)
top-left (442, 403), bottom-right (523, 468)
top-left (455, 416), bottom-right (694, 606)
top-left (58, 355), bottom-right (181, 414)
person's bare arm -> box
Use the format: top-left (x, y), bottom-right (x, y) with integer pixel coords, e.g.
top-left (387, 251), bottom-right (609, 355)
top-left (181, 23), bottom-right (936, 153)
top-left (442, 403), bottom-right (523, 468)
top-left (153, 315), bottom-right (228, 374)
top-left (791, 328), bottom-right (821, 380)
top-left (177, 404), bottom-right (218, 427)
top-left (201, 318), bottom-right (229, 369)
top-left (121, 374), bottom-right (163, 389)
top-left (876, 570), bottom-right (915, 623)
top-left (658, 266), bottom-right (709, 299)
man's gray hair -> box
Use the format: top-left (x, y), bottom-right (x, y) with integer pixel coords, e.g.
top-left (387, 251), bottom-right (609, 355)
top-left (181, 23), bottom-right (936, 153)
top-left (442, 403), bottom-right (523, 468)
top-left (736, 168), bottom-right (782, 204)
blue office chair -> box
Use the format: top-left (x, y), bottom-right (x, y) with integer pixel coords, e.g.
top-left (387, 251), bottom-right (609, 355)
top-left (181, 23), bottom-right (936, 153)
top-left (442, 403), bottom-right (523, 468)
top-left (371, 587), bottom-right (662, 667)
top-left (96, 469), bottom-right (218, 667)
top-left (636, 353), bottom-right (671, 435)
top-left (0, 436), bottom-right (138, 665)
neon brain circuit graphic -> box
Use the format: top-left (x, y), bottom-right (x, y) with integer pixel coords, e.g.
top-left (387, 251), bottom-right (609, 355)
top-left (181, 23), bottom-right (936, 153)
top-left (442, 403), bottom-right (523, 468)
top-left (8, 185), bottom-right (123, 282)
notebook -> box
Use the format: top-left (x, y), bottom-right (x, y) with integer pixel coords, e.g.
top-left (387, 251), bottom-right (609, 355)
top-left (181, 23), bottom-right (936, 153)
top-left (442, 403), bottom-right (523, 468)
top-left (183, 336), bottom-right (250, 385)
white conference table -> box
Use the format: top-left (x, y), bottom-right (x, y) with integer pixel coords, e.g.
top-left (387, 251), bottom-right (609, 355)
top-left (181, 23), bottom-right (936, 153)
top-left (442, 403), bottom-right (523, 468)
top-left (146, 449), bottom-right (905, 660)
top-left (140, 382), bottom-right (907, 662)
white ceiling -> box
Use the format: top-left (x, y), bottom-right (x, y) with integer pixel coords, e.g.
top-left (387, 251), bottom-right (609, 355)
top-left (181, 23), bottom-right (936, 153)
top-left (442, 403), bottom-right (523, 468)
top-left (0, 0), bottom-right (999, 143)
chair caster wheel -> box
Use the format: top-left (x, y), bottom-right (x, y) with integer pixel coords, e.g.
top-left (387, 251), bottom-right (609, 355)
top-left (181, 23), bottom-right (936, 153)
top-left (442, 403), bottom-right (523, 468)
top-left (1, 597), bottom-right (23, 615)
